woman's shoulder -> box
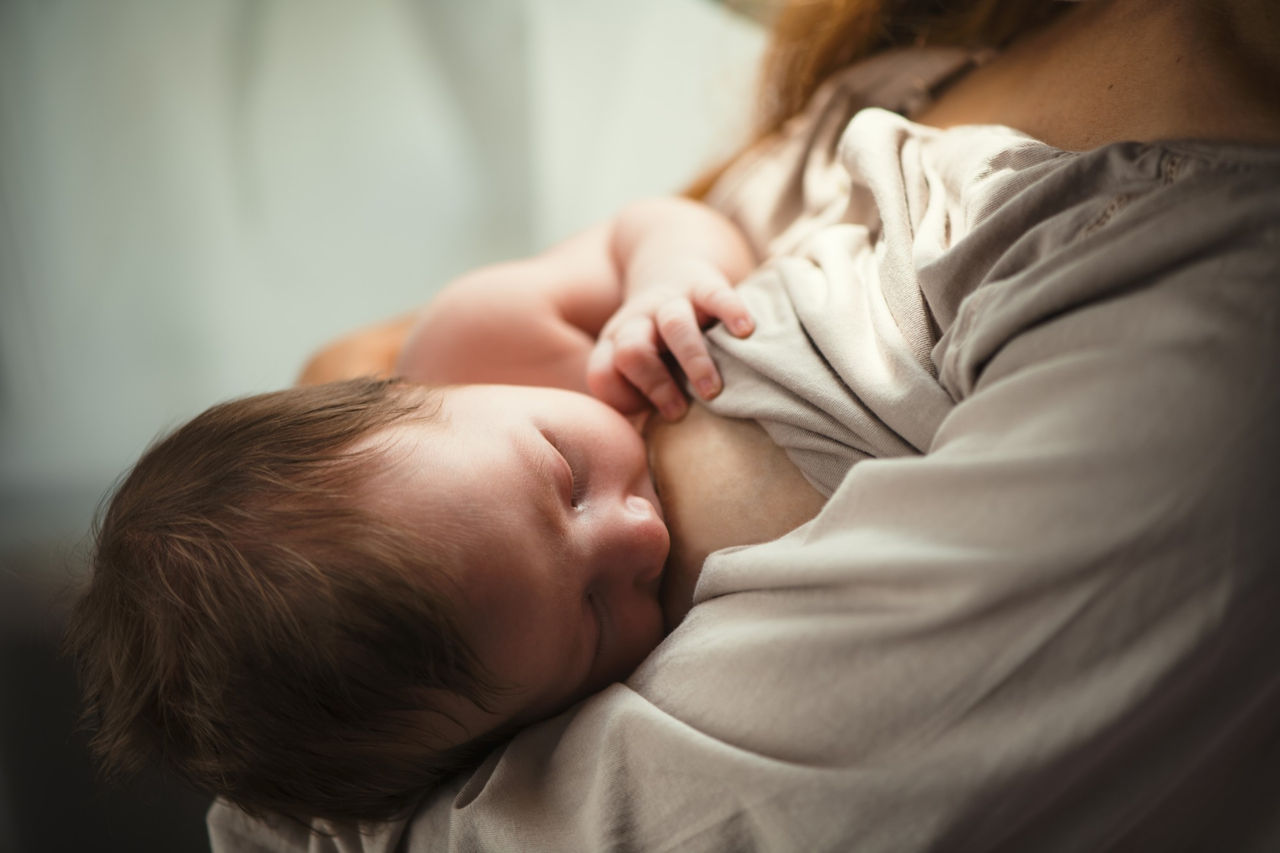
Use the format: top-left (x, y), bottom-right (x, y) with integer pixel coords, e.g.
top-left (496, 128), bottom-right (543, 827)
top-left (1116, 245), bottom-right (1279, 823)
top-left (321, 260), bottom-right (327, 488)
top-left (933, 132), bottom-right (1280, 408)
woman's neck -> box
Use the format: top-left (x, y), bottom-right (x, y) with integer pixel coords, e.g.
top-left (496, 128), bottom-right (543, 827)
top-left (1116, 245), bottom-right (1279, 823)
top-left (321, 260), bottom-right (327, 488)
top-left (917, 0), bottom-right (1280, 151)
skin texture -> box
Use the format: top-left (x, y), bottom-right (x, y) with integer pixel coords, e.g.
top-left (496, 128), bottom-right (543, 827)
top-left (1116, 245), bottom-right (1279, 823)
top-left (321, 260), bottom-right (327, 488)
top-left (914, 0), bottom-right (1280, 151)
top-left (359, 384), bottom-right (669, 743)
top-left (646, 404), bottom-right (827, 629)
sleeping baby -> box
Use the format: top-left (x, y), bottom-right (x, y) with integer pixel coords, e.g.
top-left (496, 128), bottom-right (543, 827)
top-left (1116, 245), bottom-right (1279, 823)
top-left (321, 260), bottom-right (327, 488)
top-left (66, 197), bottom-right (827, 824)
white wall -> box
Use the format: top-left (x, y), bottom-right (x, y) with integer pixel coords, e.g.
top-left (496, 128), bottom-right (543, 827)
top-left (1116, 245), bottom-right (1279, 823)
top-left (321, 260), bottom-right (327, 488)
top-left (0, 0), bottom-right (765, 554)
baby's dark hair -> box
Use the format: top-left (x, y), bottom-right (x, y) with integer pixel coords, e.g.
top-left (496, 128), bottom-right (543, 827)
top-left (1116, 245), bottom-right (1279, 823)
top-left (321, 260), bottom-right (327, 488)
top-left (65, 378), bottom-right (502, 823)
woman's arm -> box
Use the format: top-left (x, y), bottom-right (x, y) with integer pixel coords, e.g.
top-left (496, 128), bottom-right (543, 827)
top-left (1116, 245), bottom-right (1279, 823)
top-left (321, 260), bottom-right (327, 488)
top-left (297, 314), bottom-right (418, 386)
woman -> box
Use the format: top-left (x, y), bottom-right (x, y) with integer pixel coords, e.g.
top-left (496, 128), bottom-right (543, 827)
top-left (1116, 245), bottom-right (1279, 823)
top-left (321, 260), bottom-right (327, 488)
top-left (213, 0), bottom-right (1280, 849)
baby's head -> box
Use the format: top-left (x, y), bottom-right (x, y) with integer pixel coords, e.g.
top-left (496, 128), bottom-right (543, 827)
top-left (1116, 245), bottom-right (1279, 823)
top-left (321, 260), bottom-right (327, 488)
top-left (67, 378), bottom-right (667, 822)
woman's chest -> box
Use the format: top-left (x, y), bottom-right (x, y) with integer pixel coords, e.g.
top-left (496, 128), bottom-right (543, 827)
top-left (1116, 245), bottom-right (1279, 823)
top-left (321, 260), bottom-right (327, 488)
top-left (645, 404), bottom-right (826, 625)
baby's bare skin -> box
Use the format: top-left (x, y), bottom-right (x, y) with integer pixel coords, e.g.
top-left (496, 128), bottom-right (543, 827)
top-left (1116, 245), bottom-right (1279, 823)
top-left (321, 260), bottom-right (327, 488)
top-left (645, 402), bottom-right (827, 630)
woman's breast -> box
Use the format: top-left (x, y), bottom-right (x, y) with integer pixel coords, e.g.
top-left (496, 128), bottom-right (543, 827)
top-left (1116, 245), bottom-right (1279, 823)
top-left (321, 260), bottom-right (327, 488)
top-left (644, 403), bottom-right (827, 628)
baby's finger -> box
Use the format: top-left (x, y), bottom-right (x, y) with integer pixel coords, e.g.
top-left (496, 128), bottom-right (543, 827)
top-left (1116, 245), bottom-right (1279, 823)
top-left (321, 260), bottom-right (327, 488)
top-left (655, 299), bottom-right (723, 401)
top-left (586, 338), bottom-right (649, 414)
top-left (691, 279), bottom-right (754, 338)
top-left (612, 317), bottom-right (688, 421)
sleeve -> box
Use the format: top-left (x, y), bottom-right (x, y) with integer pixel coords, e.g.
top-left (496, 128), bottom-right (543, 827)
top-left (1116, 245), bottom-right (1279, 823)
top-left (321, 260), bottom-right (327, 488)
top-left (666, 188), bottom-right (1280, 849)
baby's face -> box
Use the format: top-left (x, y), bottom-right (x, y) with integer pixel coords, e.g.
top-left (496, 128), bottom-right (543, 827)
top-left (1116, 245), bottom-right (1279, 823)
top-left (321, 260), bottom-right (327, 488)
top-left (364, 385), bottom-right (668, 743)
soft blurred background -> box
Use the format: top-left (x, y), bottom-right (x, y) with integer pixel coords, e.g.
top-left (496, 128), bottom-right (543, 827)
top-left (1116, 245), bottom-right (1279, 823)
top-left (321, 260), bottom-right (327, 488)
top-left (0, 1), bottom-right (765, 849)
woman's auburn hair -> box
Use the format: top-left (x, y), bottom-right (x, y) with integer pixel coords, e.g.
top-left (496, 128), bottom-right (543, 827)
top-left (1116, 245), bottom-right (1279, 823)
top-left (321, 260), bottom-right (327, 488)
top-left (64, 378), bottom-right (502, 823)
top-left (688, 0), bottom-right (1068, 199)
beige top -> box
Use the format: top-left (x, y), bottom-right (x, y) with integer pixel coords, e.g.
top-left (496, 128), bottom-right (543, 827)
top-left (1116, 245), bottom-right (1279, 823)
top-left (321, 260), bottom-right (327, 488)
top-left (210, 48), bottom-right (1280, 852)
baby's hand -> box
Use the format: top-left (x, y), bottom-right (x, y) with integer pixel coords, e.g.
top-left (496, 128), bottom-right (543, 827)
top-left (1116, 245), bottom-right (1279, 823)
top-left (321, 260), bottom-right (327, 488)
top-left (586, 259), bottom-right (753, 420)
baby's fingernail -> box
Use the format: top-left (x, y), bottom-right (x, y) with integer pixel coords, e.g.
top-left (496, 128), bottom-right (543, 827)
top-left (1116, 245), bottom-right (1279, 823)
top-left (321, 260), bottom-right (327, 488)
top-left (696, 377), bottom-right (720, 399)
top-left (732, 317), bottom-right (754, 336)
top-left (660, 399), bottom-right (686, 420)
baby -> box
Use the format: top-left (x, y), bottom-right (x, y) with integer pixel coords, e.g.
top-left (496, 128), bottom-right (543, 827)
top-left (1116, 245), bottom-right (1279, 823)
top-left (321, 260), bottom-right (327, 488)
top-left (66, 197), bottom-right (759, 824)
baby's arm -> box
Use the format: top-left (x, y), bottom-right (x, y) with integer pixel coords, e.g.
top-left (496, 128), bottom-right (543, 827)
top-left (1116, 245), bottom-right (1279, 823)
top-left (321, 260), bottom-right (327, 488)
top-left (391, 223), bottom-right (620, 393)
top-left (302, 197), bottom-right (756, 402)
top-left (589, 197), bottom-right (756, 419)
top-left (298, 226), bottom-right (618, 389)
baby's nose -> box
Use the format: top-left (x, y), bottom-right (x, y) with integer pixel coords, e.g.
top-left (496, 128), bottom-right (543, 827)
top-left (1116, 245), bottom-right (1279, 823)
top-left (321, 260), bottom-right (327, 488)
top-left (625, 494), bottom-right (655, 520)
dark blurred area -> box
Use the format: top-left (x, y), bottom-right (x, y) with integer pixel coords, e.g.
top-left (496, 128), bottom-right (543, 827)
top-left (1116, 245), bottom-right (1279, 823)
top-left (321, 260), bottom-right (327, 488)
top-left (1, 546), bottom-right (211, 853)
